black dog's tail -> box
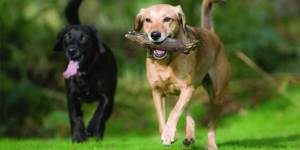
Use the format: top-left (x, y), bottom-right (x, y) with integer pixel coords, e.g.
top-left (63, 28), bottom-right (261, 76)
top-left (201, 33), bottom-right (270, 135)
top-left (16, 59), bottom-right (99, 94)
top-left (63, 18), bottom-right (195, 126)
top-left (65, 0), bottom-right (82, 25)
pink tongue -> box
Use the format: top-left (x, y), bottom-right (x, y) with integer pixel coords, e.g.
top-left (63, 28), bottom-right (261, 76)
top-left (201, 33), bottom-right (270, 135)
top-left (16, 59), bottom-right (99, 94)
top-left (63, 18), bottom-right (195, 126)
top-left (155, 49), bottom-right (165, 55)
top-left (63, 61), bottom-right (79, 79)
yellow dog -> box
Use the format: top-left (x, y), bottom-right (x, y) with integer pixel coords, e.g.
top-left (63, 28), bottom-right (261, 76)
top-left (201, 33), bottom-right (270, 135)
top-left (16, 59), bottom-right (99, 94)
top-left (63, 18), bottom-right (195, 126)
top-left (134, 0), bottom-right (229, 149)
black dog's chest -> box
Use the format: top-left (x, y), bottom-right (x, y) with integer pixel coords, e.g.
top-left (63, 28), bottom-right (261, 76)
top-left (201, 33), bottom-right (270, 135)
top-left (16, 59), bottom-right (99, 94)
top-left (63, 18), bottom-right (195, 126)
top-left (69, 75), bottom-right (98, 101)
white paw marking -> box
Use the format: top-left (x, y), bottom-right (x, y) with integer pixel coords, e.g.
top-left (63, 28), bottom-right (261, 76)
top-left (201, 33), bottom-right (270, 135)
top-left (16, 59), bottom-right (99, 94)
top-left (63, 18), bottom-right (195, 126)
top-left (161, 124), bottom-right (176, 145)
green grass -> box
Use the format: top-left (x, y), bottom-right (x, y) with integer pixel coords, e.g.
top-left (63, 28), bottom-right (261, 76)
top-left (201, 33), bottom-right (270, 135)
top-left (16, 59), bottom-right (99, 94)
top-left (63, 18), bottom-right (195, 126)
top-left (1, 86), bottom-right (300, 150)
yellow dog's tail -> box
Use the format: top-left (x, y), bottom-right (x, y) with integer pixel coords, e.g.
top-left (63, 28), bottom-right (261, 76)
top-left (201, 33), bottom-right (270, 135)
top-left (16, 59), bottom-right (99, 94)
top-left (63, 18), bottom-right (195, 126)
top-left (201, 0), bottom-right (224, 31)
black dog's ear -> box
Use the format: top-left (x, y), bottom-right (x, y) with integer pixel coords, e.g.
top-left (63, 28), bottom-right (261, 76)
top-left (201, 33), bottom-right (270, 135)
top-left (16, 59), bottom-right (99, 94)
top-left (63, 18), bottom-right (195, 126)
top-left (53, 27), bottom-right (68, 51)
top-left (88, 26), bottom-right (105, 53)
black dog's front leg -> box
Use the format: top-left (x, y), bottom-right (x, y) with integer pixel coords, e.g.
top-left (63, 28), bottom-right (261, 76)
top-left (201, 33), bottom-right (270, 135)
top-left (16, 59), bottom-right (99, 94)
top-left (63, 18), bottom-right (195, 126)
top-left (67, 97), bottom-right (86, 143)
top-left (86, 93), bottom-right (113, 140)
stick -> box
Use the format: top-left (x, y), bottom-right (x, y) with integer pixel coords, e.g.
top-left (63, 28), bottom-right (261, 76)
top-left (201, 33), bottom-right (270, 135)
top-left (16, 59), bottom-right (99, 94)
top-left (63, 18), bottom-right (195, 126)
top-left (125, 31), bottom-right (199, 54)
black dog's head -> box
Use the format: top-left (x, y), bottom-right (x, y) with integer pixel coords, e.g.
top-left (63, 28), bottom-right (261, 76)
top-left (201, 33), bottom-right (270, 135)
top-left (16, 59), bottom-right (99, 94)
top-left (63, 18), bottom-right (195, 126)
top-left (54, 25), bottom-right (102, 63)
top-left (54, 25), bottom-right (104, 78)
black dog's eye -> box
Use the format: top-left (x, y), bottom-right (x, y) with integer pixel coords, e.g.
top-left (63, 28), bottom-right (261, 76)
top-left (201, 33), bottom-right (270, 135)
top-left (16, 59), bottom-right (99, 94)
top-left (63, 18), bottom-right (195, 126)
top-left (163, 17), bottom-right (172, 22)
top-left (80, 35), bottom-right (87, 43)
top-left (64, 33), bottom-right (71, 42)
top-left (145, 18), bottom-right (152, 23)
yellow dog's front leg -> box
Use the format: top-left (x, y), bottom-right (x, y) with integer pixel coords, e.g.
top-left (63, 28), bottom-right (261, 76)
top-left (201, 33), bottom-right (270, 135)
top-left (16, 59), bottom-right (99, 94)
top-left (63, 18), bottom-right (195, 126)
top-left (161, 86), bottom-right (194, 145)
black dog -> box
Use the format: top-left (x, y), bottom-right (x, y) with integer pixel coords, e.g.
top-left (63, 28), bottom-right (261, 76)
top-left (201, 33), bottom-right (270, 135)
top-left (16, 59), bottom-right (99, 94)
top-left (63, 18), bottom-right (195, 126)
top-left (53, 0), bottom-right (117, 142)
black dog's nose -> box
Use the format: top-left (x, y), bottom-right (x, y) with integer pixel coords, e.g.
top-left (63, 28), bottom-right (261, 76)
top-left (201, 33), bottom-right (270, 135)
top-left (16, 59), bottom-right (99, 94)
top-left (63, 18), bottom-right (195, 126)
top-left (151, 31), bottom-right (161, 40)
top-left (68, 48), bottom-right (77, 56)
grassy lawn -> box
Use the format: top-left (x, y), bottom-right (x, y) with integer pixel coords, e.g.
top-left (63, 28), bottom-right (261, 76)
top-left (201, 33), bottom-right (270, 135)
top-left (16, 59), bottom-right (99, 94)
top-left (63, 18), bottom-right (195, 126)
top-left (1, 86), bottom-right (299, 150)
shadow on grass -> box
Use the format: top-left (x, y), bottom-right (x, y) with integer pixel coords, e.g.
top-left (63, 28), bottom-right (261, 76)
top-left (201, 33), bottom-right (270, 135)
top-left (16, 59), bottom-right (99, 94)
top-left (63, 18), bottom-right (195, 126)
top-left (219, 134), bottom-right (300, 148)
top-left (182, 145), bottom-right (202, 150)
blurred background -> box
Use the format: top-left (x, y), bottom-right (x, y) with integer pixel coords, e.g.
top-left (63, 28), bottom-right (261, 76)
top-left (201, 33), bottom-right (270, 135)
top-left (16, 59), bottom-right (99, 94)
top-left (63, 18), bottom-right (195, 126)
top-left (0, 0), bottom-right (299, 141)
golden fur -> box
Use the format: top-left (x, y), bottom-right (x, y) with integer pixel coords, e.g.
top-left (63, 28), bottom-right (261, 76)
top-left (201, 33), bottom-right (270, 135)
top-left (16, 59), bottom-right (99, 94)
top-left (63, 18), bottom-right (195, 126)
top-left (134, 0), bottom-right (229, 149)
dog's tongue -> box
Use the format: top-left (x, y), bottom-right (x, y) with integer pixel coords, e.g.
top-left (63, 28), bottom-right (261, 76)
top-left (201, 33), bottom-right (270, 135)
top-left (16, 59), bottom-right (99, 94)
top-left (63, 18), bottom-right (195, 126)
top-left (154, 49), bottom-right (166, 55)
top-left (63, 60), bottom-right (79, 79)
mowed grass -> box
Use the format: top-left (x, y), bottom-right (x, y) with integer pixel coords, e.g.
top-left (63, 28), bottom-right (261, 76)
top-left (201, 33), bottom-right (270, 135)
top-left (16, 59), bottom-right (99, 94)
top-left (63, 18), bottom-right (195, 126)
top-left (1, 86), bottom-right (300, 150)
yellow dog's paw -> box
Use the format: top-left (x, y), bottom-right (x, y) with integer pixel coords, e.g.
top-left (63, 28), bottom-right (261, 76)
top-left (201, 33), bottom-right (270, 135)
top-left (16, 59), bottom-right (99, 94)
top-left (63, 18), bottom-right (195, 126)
top-left (205, 144), bottom-right (218, 150)
top-left (161, 125), bottom-right (177, 146)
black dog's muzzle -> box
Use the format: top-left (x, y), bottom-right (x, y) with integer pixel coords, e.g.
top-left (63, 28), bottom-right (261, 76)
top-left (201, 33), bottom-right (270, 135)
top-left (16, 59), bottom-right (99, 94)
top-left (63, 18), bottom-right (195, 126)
top-left (67, 48), bottom-right (81, 60)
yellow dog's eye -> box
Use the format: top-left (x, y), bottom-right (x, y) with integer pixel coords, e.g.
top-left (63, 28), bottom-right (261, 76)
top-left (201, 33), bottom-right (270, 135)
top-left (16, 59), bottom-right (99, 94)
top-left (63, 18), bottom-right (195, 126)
top-left (163, 17), bottom-right (172, 22)
top-left (145, 18), bottom-right (152, 23)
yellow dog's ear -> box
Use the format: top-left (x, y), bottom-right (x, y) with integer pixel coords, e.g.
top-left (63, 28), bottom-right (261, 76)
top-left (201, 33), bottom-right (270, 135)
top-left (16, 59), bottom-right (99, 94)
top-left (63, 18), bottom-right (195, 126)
top-left (174, 5), bottom-right (186, 32)
top-left (134, 8), bottom-right (145, 31)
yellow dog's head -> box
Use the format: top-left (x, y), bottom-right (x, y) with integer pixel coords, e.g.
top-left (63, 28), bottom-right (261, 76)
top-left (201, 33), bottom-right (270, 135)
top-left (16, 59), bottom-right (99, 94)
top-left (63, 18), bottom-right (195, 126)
top-left (134, 4), bottom-right (186, 43)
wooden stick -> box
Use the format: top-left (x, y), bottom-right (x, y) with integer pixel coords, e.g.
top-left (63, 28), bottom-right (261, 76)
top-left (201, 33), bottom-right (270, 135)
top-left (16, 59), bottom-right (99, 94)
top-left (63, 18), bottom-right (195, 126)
top-left (125, 31), bottom-right (199, 54)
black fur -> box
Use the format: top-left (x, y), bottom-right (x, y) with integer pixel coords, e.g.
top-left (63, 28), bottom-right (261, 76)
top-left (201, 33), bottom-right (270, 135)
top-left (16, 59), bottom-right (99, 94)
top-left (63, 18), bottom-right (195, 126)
top-left (65, 0), bottom-right (81, 25)
top-left (53, 0), bottom-right (117, 143)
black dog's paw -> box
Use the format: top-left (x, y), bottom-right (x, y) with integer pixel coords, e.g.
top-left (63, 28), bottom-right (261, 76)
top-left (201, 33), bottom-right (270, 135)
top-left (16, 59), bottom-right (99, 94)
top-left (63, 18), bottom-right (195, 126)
top-left (86, 121), bottom-right (98, 138)
top-left (95, 130), bottom-right (104, 141)
top-left (85, 127), bottom-right (95, 137)
top-left (182, 138), bottom-right (195, 146)
top-left (85, 128), bottom-right (103, 141)
top-left (85, 124), bottom-right (104, 141)
top-left (72, 131), bottom-right (87, 143)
